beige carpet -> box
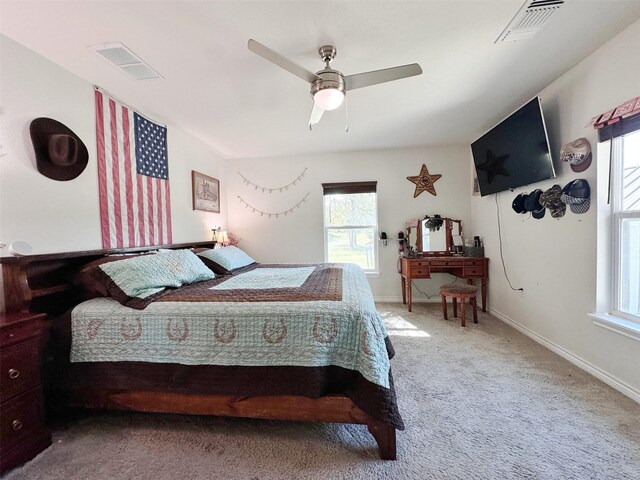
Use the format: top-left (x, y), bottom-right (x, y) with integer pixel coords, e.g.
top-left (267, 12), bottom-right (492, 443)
top-left (4, 303), bottom-right (639, 480)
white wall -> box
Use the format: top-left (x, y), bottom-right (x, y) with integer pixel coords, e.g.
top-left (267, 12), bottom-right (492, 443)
top-left (469, 20), bottom-right (640, 399)
top-left (0, 35), bottom-right (227, 255)
top-left (226, 146), bottom-right (472, 299)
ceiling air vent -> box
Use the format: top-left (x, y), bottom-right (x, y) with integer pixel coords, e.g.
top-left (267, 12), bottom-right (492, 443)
top-left (89, 42), bottom-right (163, 80)
top-left (495, 0), bottom-right (565, 43)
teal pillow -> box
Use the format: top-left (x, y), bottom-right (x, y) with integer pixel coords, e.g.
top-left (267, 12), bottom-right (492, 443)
top-left (197, 246), bottom-right (256, 274)
top-left (92, 249), bottom-right (214, 309)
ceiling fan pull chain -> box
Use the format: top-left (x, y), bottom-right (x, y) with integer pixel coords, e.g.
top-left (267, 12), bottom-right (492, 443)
top-left (345, 95), bottom-right (349, 133)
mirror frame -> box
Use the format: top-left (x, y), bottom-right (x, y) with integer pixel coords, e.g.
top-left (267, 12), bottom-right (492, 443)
top-left (410, 216), bottom-right (463, 256)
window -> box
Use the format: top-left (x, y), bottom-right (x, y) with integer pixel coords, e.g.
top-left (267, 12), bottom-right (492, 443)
top-left (612, 129), bottom-right (640, 321)
top-left (600, 114), bottom-right (640, 324)
top-left (322, 182), bottom-right (378, 272)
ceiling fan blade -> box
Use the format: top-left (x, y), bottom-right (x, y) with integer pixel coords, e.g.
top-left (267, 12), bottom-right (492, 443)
top-left (309, 103), bottom-right (324, 127)
top-left (344, 63), bottom-right (423, 91)
top-left (248, 39), bottom-right (320, 84)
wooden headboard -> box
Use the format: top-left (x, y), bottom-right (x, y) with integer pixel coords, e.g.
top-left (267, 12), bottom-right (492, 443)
top-left (0, 241), bottom-right (215, 315)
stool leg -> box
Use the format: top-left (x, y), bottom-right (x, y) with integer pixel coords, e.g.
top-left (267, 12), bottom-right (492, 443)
top-left (472, 297), bottom-right (478, 324)
top-left (441, 294), bottom-right (448, 320)
top-left (452, 297), bottom-right (458, 317)
top-left (460, 299), bottom-right (466, 327)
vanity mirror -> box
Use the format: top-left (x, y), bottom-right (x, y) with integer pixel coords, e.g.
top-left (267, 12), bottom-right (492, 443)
top-left (406, 216), bottom-right (463, 256)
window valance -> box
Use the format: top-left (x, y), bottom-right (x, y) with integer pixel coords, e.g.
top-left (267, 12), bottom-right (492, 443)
top-left (322, 181), bottom-right (377, 195)
top-left (598, 113), bottom-right (640, 142)
top-left (588, 96), bottom-right (640, 141)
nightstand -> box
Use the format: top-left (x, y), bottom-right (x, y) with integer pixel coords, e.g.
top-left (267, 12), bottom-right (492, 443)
top-left (0, 312), bottom-right (51, 474)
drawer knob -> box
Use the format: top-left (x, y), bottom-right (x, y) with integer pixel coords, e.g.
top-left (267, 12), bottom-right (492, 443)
top-left (12, 420), bottom-right (23, 431)
top-left (8, 368), bottom-right (20, 379)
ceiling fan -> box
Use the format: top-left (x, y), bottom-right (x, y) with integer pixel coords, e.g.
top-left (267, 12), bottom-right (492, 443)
top-left (247, 39), bottom-right (423, 128)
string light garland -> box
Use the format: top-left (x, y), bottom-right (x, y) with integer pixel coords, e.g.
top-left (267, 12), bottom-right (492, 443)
top-left (237, 193), bottom-right (310, 218)
top-left (237, 168), bottom-right (307, 193)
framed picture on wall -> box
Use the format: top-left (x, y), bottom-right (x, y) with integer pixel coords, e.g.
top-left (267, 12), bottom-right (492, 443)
top-left (192, 170), bottom-right (220, 212)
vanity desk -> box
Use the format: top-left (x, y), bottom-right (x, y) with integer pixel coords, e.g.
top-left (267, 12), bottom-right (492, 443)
top-left (399, 216), bottom-right (488, 312)
top-left (400, 256), bottom-right (488, 312)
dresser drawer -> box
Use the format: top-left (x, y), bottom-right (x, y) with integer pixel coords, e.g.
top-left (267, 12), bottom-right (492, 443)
top-left (428, 258), bottom-right (461, 266)
top-left (0, 321), bottom-right (41, 348)
top-left (0, 338), bottom-right (41, 403)
top-left (463, 267), bottom-right (485, 277)
top-left (410, 267), bottom-right (430, 277)
top-left (0, 388), bottom-right (47, 452)
top-left (408, 260), bottom-right (431, 268)
top-left (463, 259), bottom-right (485, 267)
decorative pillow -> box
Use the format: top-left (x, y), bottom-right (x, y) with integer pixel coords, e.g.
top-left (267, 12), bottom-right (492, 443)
top-left (72, 253), bottom-right (157, 297)
top-left (90, 249), bottom-right (215, 309)
top-left (197, 246), bottom-right (256, 274)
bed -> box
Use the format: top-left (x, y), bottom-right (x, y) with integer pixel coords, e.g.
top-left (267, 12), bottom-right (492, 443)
top-left (0, 242), bottom-right (403, 459)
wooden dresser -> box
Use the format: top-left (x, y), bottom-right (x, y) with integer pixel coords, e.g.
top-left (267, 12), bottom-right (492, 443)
top-left (399, 256), bottom-right (489, 312)
top-left (0, 312), bottom-right (51, 474)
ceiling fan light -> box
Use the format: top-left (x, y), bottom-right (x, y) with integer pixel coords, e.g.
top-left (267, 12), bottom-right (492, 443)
top-left (313, 88), bottom-right (344, 111)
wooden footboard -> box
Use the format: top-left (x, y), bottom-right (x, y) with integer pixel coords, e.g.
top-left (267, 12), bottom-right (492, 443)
top-left (62, 389), bottom-right (397, 460)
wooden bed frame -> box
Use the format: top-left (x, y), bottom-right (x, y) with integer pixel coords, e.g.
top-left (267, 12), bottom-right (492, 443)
top-left (0, 242), bottom-right (397, 460)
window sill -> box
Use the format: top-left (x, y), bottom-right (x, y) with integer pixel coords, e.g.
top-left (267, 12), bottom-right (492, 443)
top-left (365, 271), bottom-right (380, 278)
top-left (589, 313), bottom-right (640, 342)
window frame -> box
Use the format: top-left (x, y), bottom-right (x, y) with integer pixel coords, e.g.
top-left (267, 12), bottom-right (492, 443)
top-left (322, 182), bottom-right (379, 274)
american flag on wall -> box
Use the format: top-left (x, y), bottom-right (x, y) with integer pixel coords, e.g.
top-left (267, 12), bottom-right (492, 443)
top-left (95, 89), bottom-right (172, 249)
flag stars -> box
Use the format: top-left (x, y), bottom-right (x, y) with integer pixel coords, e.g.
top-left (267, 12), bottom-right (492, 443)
top-left (134, 112), bottom-right (169, 180)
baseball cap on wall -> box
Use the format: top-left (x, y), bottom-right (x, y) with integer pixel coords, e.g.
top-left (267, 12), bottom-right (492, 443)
top-left (561, 179), bottom-right (591, 214)
top-left (560, 138), bottom-right (592, 173)
top-left (539, 184), bottom-right (566, 218)
top-left (523, 189), bottom-right (545, 219)
top-left (512, 193), bottom-right (527, 214)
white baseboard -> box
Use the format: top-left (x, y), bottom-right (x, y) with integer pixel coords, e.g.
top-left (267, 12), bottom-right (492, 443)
top-left (490, 308), bottom-right (640, 404)
top-left (374, 296), bottom-right (440, 303)
top-left (374, 296), bottom-right (403, 303)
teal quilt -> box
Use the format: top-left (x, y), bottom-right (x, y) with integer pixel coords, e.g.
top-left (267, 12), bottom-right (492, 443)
top-left (71, 263), bottom-right (391, 388)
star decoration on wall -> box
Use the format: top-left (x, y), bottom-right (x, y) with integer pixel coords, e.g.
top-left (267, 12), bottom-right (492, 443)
top-left (475, 149), bottom-right (510, 184)
top-left (407, 164), bottom-right (442, 197)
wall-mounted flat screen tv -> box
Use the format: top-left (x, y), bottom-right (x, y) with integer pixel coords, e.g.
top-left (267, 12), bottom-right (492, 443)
top-left (471, 97), bottom-right (555, 197)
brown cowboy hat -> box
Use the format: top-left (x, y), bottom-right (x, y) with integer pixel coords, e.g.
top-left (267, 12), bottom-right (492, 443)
top-left (30, 117), bottom-right (88, 181)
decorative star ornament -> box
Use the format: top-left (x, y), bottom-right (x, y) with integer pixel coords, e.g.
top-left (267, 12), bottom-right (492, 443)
top-left (475, 149), bottom-right (510, 184)
top-left (407, 164), bottom-right (442, 197)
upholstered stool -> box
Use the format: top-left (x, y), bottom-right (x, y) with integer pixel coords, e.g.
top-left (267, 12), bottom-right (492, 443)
top-left (440, 283), bottom-right (478, 327)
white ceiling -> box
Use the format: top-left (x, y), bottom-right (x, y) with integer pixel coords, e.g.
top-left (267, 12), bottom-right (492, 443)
top-left (2, 1), bottom-right (640, 159)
